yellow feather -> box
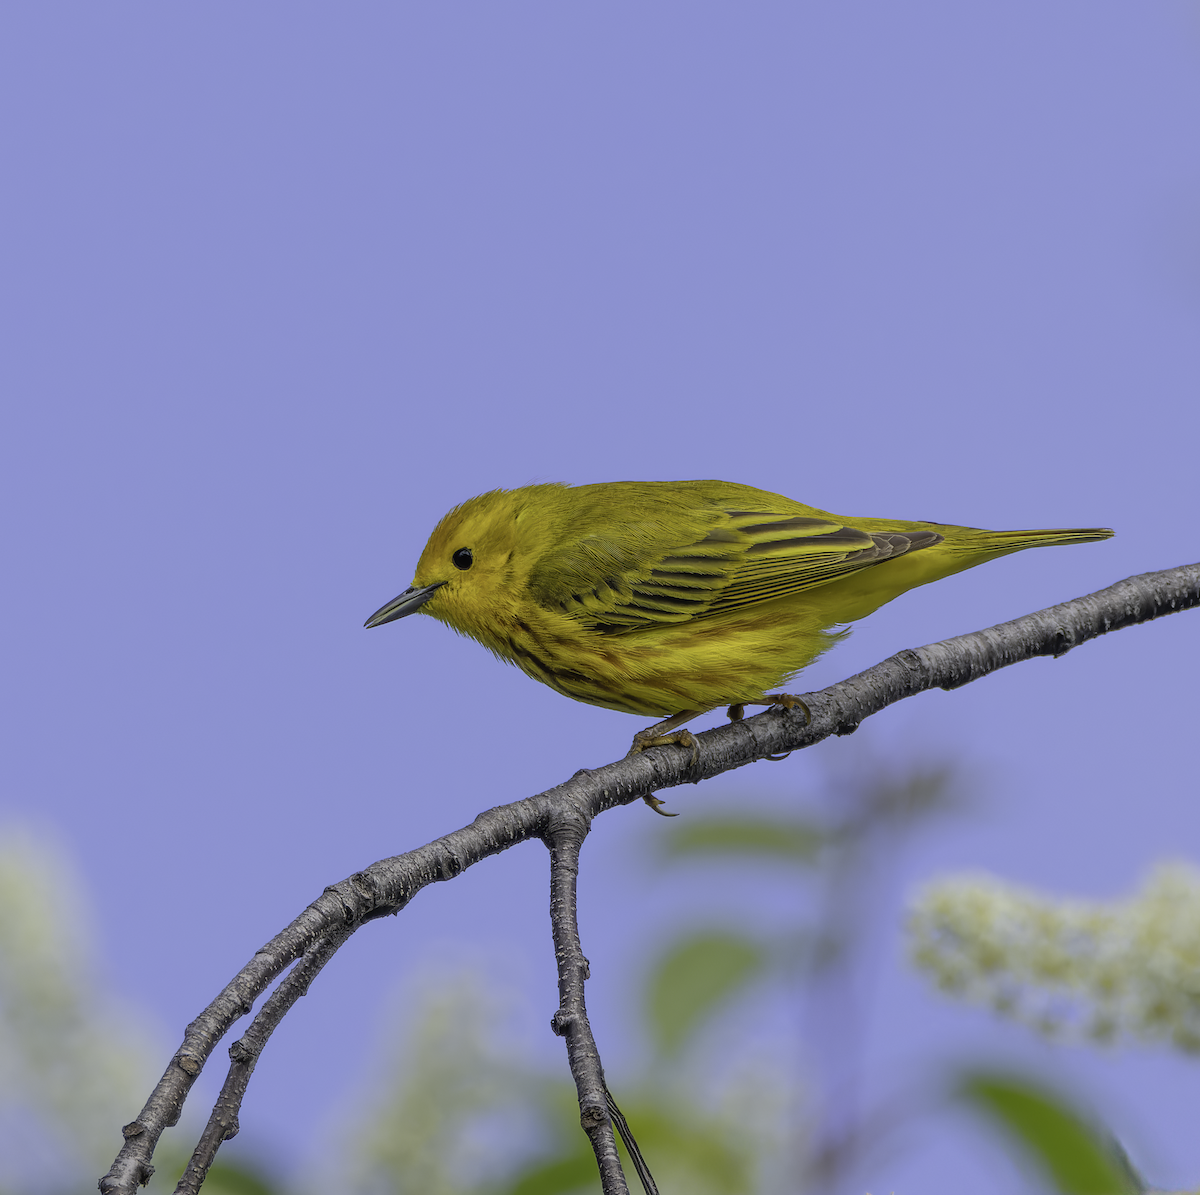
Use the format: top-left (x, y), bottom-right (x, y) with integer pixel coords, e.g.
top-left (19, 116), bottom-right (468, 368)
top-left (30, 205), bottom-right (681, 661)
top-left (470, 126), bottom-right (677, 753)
top-left (365, 481), bottom-right (1112, 723)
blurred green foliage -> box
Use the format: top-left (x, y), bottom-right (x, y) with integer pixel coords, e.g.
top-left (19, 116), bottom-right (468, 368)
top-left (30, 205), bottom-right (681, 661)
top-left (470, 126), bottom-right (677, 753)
top-left (0, 829), bottom-right (156, 1194)
top-left (0, 827), bottom-right (278, 1195)
top-left (498, 1094), bottom-right (758, 1195)
top-left (646, 932), bottom-right (766, 1059)
top-left (661, 816), bottom-right (825, 865)
top-left (331, 968), bottom-right (776, 1195)
top-left (146, 1153), bottom-right (280, 1195)
top-left (960, 1072), bottom-right (1141, 1195)
top-left (335, 977), bottom-right (548, 1195)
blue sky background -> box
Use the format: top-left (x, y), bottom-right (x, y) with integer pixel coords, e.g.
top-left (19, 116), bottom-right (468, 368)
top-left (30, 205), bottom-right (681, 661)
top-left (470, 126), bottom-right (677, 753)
top-left (2, 3), bottom-right (1199, 1191)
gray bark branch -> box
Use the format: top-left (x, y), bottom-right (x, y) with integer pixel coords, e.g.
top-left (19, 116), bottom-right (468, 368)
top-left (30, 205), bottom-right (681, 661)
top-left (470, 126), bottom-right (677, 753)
top-left (99, 562), bottom-right (1200, 1194)
top-left (172, 927), bottom-right (353, 1194)
top-left (545, 810), bottom-right (630, 1195)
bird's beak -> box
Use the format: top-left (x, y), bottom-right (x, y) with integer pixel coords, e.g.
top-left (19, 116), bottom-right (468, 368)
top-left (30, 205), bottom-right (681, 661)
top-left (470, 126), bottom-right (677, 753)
top-left (363, 582), bottom-right (446, 628)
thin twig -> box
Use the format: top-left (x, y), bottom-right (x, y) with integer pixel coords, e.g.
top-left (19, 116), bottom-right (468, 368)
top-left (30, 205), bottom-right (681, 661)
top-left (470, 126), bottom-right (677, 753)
top-left (545, 808), bottom-right (631, 1195)
top-left (172, 927), bottom-right (352, 1193)
top-left (99, 563), bottom-right (1200, 1195)
top-left (606, 1090), bottom-right (660, 1195)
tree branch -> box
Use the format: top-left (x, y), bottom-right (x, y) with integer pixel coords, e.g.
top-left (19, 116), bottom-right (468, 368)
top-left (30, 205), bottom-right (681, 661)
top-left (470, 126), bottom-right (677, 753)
top-left (99, 562), bottom-right (1200, 1194)
top-left (172, 927), bottom-right (353, 1194)
top-left (545, 809), bottom-right (630, 1195)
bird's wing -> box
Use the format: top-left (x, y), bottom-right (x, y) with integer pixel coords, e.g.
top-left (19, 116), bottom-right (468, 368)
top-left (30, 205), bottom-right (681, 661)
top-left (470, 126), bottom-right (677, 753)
top-left (700, 511), bottom-right (945, 617)
top-left (537, 508), bottom-right (944, 632)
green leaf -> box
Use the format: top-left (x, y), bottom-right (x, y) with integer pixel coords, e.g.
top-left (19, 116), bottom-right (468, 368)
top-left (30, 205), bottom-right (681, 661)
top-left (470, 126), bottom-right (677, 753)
top-left (201, 1160), bottom-right (281, 1195)
top-left (611, 1098), bottom-right (755, 1194)
top-left (146, 1152), bottom-right (283, 1195)
top-left (505, 1152), bottom-right (599, 1195)
top-left (661, 816), bottom-right (825, 864)
top-left (500, 1090), bottom-right (755, 1195)
top-left (646, 931), bottom-right (766, 1057)
top-left (961, 1071), bottom-right (1140, 1194)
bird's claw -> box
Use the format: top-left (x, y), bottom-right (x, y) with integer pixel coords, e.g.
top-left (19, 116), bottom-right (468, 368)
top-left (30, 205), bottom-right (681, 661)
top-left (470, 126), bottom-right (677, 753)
top-left (642, 793), bottom-right (679, 816)
top-left (628, 728), bottom-right (700, 768)
top-left (764, 693), bottom-right (812, 726)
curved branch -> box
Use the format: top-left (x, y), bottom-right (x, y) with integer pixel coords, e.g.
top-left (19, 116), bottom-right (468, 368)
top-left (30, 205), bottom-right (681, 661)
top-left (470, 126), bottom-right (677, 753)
top-left (99, 562), bottom-right (1200, 1194)
top-left (172, 927), bottom-right (353, 1194)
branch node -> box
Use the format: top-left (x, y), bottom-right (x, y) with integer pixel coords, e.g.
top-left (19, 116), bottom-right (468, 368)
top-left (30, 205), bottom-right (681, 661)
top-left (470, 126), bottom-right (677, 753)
top-left (228, 1038), bottom-right (255, 1065)
top-left (350, 870), bottom-right (378, 900)
top-left (1051, 627), bottom-right (1076, 657)
top-left (175, 1052), bottom-right (202, 1077)
top-left (100, 1159), bottom-right (154, 1192)
top-left (360, 899), bottom-right (405, 923)
top-left (120, 1121), bottom-right (145, 1140)
top-left (938, 676), bottom-right (971, 692)
top-left (550, 1009), bottom-right (573, 1037)
top-left (323, 883), bottom-right (360, 923)
top-left (438, 851), bottom-right (466, 880)
top-left (580, 1102), bottom-right (609, 1130)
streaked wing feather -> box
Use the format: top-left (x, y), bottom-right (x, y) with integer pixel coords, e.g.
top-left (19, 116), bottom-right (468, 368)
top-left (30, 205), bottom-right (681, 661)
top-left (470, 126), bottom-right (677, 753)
top-left (543, 508), bottom-right (943, 632)
top-left (708, 525), bottom-right (944, 616)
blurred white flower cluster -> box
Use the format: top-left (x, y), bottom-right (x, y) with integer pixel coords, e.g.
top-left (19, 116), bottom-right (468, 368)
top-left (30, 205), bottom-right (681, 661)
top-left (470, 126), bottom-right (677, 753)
top-left (907, 862), bottom-right (1200, 1050)
top-left (0, 827), bottom-right (158, 1194)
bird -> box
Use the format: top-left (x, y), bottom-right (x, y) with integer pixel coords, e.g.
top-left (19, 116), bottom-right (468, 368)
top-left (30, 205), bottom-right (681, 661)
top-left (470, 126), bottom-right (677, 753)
top-left (365, 480), bottom-right (1111, 783)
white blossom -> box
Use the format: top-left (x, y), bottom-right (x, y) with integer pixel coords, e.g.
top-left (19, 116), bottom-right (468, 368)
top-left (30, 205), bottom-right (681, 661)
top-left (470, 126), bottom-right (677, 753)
top-left (907, 863), bottom-right (1200, 1050)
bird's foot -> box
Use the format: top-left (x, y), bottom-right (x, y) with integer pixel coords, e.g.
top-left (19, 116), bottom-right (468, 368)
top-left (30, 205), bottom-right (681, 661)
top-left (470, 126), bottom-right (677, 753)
top-left (725, 694), bottom-right (811, 725)
top-left (763, 693), bottom-right (812, 725)
top-left (628, 727), bottom-right (700, 768)
top-left (627, 710), bottom-right (704, 767)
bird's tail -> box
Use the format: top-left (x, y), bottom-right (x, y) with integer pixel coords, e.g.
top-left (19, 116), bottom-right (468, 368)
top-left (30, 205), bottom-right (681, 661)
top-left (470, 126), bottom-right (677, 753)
top-left (801, 522), bottom-right (1113, 628)
top-left (970, 526), bottom-right (1115, 551)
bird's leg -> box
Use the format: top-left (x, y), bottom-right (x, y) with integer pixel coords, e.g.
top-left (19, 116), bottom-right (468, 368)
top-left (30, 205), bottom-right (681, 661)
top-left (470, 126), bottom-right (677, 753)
top-left (725, 697), bottom-right (806, 761)
top-left (627, 709), bottom-right (705, 766)
top-left (730, 693), bottom-right (812, 725)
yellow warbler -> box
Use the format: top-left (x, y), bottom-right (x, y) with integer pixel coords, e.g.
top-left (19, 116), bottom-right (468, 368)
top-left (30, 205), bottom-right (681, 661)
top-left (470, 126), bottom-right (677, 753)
top-left (365, 481), bottom-right (1111, 753)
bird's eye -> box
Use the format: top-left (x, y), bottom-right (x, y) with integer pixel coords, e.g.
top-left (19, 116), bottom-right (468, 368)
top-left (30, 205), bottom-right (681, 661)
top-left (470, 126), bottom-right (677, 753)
top-left (452, 548), bottom-right (473, 570)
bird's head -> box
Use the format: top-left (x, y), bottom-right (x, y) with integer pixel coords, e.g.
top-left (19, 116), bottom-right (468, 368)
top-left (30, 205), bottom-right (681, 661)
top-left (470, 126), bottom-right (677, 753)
top-left (364, 486), bottom-right (560, 644)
